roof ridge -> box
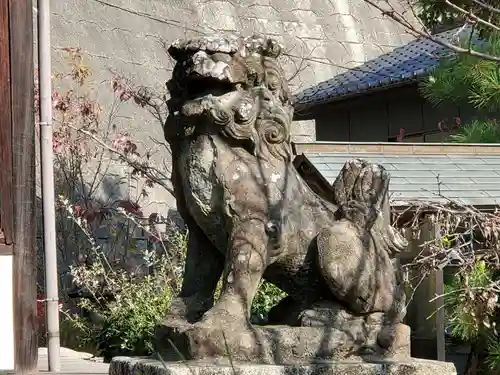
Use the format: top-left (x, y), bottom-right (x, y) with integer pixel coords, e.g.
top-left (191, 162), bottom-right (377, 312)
top-left (294, 142), bottom-right (500, 156)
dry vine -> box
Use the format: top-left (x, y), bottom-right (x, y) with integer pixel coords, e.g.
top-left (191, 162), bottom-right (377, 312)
top-left (394, 196), bottom-right (500, 268)
top-left (392, 194), bottom-right (500, 342)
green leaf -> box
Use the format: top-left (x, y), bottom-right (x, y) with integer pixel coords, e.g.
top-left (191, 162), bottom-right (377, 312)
top-left (448, 120), bottom-right (500, 143)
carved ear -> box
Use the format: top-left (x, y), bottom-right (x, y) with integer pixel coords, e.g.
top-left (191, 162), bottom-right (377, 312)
top-left (167, 38), bottom-right (186, 61)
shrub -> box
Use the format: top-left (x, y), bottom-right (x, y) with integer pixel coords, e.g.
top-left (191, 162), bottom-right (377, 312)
top-left (60, 197), bottom-right (188, 360)
top-left (445, 261), bottom-right (496, 341)
top-left (445, 261), bottom-right (500, 373)
top-left (251, 281), bottom-right (287, 323)
top-left (68, 257), bottom-right (176, 360)
top-left (213, 278), bottom-right (287, 324)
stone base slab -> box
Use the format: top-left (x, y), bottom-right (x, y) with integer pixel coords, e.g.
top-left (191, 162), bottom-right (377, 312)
top-left (156, 318), bottom-right (411, 364)
top-left (110, 357), bottom-right (457, 375)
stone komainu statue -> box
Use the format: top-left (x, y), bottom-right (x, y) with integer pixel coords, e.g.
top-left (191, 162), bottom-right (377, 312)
top-left (158, 34), bottom-right (409, 364)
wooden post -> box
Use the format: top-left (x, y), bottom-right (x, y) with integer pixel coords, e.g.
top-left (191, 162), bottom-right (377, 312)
top-left (436, 267), bottom-right (446, 361)
top-left (0, 0), bottom-right (15, 371)
top-left (402, 215), bottom-right (446, 360)
top-left (11, 0), bottom-right (38, 372)
top-left (0, 0), bottom-right (37, 373)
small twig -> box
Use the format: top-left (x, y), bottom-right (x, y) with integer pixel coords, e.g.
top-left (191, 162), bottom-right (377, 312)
top-left (472, 0), bottom-right (500, 15)
top-left (363, 0), bottom-right (500, 62)
top-left (68, 124), bottom-right (175, 197)
top-left (444, 0), bottom-right (500, 32)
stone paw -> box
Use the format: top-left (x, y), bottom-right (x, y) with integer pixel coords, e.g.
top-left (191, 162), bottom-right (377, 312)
top-left (170, 309), bottom-right (262, 362)
top-left (166, 295), bottom-right (213, 323)
top-left (196, 309), bottom-right (249, 333)
top-left (299, 309), bottom-right (329, 327)
top-left (297, 300), bottom-right (357, 328)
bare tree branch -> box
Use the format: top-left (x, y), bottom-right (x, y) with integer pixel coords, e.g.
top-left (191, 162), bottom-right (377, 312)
top-left (473, 0), bottom-right (500, 15)
top-left (68, 124), bottom-right (175, 197)
top-left (363, 0), bottom-right (500, 62)
top-left (444, 0), bottom-right (500, 32)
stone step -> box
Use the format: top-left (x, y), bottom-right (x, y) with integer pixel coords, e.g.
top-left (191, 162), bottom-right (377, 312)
top-left (110, 357), bottom-right (458, 375)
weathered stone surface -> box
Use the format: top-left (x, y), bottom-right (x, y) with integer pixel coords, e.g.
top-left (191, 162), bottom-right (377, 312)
top-left (109, 357), bottom-right (458, 375)
top-left (156, 318), bottom-right (411, 364)
top-left (159, 33), bottom-right (410, 365)
top-left (41, 0), bottom-right (418, 306)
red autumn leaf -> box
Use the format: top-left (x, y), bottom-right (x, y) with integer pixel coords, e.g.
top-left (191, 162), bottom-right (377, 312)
top-left (119, 90), bottom-right (132, 102)
top-left (123, 140), bottom-right (138, 155)
top-left (116, 200), bottom-right (142, 216)
top-left (73, 205), bottom-right (83, 218)
top-left (396, 128), bottom-right (405, 142)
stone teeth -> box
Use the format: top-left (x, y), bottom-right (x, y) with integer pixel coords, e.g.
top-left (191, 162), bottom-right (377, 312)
top-left (210, 61), bottom-right (230, 80)
top-left (216, 43), bottom-right (232, 54)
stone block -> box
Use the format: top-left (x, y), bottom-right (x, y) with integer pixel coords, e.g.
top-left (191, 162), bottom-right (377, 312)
top-left (155, 317), bottom-right (411, 365)
top-left (291, 119), bottom-right (316, 142)
top-left (109, 357), bottom-right (458, 375)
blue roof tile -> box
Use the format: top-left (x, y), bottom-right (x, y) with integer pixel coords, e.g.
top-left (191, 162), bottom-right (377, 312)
top-left (293, 28), bottom-right (484, 108)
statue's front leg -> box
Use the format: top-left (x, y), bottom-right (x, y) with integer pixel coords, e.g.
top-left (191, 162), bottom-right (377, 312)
top-left (197, 218), bottom-right (268, 326)
top-left (160, 218), bottom-right (274, 362)
top-left (167, 217), bottom-right (224, 323)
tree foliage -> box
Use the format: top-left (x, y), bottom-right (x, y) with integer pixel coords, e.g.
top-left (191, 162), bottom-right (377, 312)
top-left (409, 3), bottom-right (500, 372)
top-left (416, 0), bottom-right (500, 38)
top-left (447, 119), bottom-right (500, 143)
top-left (420, 33), bottom-right (500, 112)
top-left (444, 261), bottom-right (500, 374)
top-left (419, 31), bottom-right (500, 143)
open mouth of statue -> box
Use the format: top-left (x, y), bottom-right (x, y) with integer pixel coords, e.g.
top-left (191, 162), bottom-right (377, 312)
top-left (184, 75), bottom-right (239, 101)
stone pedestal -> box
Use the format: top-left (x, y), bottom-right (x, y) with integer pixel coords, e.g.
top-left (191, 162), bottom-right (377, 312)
top-left (110, 320), bottom-right (456, 375)
top-left (109, 321), bottom-right (456, 375)
top-left (109, 357), bottom-right (458, 375)
top-left (155, 319), bottom-right (411, 365)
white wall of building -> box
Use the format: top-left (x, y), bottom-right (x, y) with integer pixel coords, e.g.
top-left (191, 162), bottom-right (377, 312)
top-left (0, 255), bottom-right (15, 371)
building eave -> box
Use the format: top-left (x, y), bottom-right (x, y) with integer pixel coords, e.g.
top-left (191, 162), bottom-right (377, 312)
top-left (292, 141), bottom-right (500, 208)
top-left (292, 27), bottom-right (485, 111)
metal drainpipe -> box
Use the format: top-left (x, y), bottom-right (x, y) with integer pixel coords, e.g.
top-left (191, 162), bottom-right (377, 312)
top-left (38, 0), bottom-right (61, 371)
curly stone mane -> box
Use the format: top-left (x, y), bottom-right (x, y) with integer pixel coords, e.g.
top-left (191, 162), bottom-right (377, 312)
top-left (164, 34), bottom-right (295, 161)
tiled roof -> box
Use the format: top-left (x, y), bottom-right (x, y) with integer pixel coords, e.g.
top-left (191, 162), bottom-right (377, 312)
top-left (293, 28), bottom-right (484, 109)
top-left (303, 152), bottom-right (500, 206)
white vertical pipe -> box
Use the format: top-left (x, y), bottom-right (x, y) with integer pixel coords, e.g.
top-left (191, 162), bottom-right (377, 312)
top-left (37, 0), bottom-right (61, 371)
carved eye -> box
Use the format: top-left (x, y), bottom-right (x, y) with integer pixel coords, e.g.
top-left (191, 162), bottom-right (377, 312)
top-left (235, 100), bottom-right (254, 122)
top-left (265, 221), bottom-right (279, 236)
